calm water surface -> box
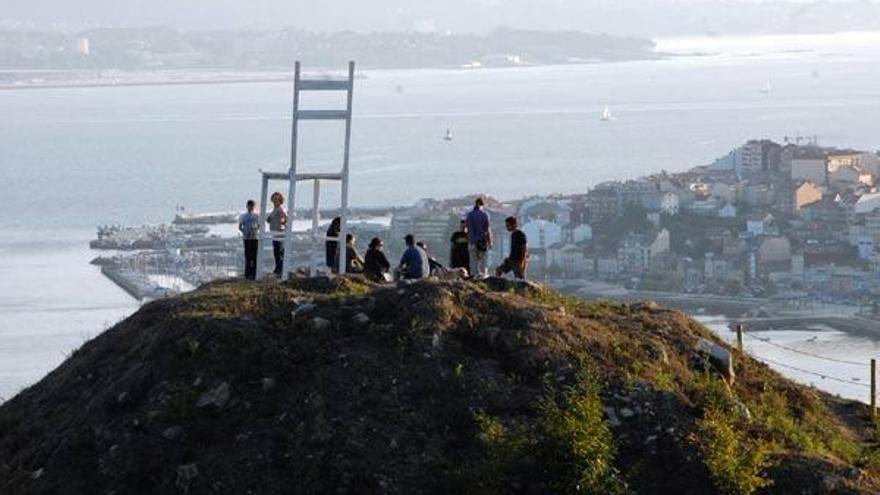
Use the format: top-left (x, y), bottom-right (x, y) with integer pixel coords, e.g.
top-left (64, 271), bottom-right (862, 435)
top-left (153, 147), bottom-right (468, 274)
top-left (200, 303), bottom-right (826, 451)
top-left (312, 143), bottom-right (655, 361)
top-left (3, 32), bottom-right (880, 400)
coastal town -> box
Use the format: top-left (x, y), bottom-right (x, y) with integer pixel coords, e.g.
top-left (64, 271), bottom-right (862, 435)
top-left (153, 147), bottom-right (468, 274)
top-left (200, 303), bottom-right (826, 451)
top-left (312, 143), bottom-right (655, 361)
top-left (91, 137), bottom-right (880, 320)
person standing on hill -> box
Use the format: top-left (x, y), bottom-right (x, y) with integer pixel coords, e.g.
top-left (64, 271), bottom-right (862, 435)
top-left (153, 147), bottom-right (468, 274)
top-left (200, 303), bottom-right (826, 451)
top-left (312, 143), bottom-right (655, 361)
top-left (238, 200), bottom-right (260, 280)
top-left (466, 198), bottom-right (493, 278)
top-left (496, 216), bottom-right (529, 280)
top-left (267, 192), bottom-right (289, 276)
top-left (364, 237), bottom-right (391, 282)
top-left (449, 219), bottom-right (470, 273)
top-left (325, 217), bottom-right (341, 273)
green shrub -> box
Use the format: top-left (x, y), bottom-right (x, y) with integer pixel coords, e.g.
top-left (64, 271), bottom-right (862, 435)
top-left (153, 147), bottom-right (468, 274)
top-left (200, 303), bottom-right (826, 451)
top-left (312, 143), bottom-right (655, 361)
top-left (698, 407), bottom-right (773, 495)
top-left (474, 412), bottom-right (531, 486)
top-left (467, 371), bottom-right (628, 494)
top-left (751, 390), bottom-right (822, 454)
top-left (691, 371), bottom-right (737, 413)
top-left (539, 375), bottom-right (629, 495)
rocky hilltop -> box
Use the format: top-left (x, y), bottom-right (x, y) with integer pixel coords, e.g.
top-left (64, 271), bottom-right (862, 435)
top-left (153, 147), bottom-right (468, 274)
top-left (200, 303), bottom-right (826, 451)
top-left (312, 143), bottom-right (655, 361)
top-left (1, 277), bottom-right (879, 494)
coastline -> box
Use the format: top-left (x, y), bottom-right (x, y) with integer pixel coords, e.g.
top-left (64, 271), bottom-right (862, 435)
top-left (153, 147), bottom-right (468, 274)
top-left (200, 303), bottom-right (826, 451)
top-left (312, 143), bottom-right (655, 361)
top-left (571, 285), bottom-right (880, 338)
top-left (0, 57), bottom-right (667, 92)
top-left (0, 75), bottom-right (296, 91)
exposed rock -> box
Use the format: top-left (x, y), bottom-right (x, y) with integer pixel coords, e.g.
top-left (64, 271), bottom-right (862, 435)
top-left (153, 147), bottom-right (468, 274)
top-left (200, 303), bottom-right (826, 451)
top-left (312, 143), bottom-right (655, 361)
top-left (619, 407), bottom-right (635, 420)
top-left (309, 317), bottom-right (331, 332)
top-left (291, 304), bottom-right (317, 319)
top-left (637, 301), bottom-right (660, 311)
top-left (352, 312), bottom-right (371, 326)
top-left (261, 377), bottom-right (276, 392)
top-left (176, 463), bottom-right (199, 492)
top-left (696, 338), bottom-right (735, 385)
top-left (604, 406), bottom-right (622, 427)
top-left (196, 382), bottom-right (230, 409)
top-left (162, 426), bottom-right (183, 440)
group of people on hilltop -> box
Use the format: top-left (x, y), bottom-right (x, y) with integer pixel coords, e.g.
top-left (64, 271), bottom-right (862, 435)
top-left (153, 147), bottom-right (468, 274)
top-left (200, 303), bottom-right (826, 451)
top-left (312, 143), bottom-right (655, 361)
top-left (238, 195), bottom-right (529, 282)
top-left (237, 193), bottom-right (290, 280)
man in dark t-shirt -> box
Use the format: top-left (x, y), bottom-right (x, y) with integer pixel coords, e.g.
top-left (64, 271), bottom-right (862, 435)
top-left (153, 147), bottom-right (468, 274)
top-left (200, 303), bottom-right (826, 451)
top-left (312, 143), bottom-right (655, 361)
top-left (449, 220), bottom-right (470, 272)
top-left (495, 216), bottom-right (528, 280)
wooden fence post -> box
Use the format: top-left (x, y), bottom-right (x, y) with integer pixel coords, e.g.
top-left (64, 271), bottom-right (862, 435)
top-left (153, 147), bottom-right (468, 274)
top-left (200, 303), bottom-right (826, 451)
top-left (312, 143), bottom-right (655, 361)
top-left (736, 324), bottom-right (744, 353)
top-left (871, 359), bottom-right (876, 418)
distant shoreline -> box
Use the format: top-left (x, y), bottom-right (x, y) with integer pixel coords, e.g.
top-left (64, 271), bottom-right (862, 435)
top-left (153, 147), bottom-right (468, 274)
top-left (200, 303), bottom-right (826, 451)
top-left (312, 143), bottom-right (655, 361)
top-left (0, 58), bottom-right (666, 92)
top-left (0, 75), bottom-right (296, 91)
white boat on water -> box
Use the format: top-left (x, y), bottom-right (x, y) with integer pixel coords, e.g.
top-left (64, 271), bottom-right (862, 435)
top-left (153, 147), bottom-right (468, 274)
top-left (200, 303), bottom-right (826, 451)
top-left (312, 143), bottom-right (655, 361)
top-left (443, 129), bottom-right (453, 141)
top-left (600, 105), bottom-right (613, 121)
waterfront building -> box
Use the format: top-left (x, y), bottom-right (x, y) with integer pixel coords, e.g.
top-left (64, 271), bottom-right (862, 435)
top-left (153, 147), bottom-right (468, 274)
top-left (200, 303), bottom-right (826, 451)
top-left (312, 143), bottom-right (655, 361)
top-left (854, 192), bottom-right (880, 215)
top-left (595, 254), bottom-right (620, 280)
top-left (521, 219), bottom-right (563, 251)
top-left (792, 182), bottom-right (824, 213)
top-left (826, 151), bottom-right (863, 173)
top-left (791, 157), bottom-right (827, 185)
top-left (718, 202), bottom-right (737, 218)
top-left (76, 37), bottom-right (91, 56)
top-left (758, 237), bottom-right (793, 269)
top-left (586, 182), bottom-right (622, 224)
top-left (828, 166), bottom-right (872, 190)
top-left (686, 198), bottom-right (719, 216)
top-left (746, 215), bottom-right (769, 237)
top-left (547, 244), bottom-right (588, 278)
top-left (569, 224), bottom-right (594, 243)
top-left (735, 139), bottom-right (783, 178)
top-left (660, 192), bottom-right (680, 216)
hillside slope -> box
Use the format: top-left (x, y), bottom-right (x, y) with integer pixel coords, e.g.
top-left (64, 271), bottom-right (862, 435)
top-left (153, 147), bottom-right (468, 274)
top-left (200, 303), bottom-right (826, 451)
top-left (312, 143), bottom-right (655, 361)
top-left (1, 277), bottom-right (879, 494)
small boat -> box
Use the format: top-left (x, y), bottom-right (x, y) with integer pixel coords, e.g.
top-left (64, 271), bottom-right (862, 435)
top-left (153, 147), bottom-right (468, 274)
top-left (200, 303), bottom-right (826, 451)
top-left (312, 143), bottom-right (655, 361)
top-left (600, 105), bottom-right (613, 121)
top-left (443, 129), bottom-right (453, 141)
top-left (760, 81), bottom-right (772, 94)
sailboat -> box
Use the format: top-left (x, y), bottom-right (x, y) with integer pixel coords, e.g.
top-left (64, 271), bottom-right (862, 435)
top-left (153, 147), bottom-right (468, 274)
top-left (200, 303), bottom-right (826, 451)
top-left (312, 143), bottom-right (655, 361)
top-left (443, 129), bottom-right (453, 141)
top-left (760, 81), bottom-right (772, 94)
top-left (600, 105), bottom-right (613, 121)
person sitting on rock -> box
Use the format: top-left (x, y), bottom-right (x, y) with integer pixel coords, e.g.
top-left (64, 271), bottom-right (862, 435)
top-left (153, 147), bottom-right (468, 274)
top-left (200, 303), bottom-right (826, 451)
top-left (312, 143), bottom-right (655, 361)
top-left (337, 233), bottom-right (364, 274)
top-left (495, 216), bottom-right (528, 280)
top-left (449, 219), bottom-right (470, 273)
top-left (416, 241), bottom-right (444, 275)
top-left (363, 237), bottom-right (391, 282)
top-left (398, 234), bottom-right (429, 280)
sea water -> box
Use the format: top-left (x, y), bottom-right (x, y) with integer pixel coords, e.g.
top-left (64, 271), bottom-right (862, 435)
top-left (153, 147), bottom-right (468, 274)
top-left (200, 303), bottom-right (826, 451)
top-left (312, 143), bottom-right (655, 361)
top-left (3, 32), bottom-right (880, 401)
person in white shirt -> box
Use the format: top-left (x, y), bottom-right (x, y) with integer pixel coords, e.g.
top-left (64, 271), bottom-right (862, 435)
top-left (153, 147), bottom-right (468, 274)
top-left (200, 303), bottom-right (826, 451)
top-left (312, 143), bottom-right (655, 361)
top-left (266, 192), bottom-right (289, 276)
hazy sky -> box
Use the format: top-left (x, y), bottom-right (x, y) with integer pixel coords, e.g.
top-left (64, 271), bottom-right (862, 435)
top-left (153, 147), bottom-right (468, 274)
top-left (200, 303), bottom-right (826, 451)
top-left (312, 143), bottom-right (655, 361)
top-left (3, 0), bottom-right (880, 36)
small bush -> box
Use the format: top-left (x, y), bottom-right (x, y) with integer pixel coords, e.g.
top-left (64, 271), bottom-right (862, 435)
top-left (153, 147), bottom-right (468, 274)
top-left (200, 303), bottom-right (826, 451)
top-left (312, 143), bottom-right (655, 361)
top-left (466, 370), bottom-right (628, 494)
top-left (691, 371), bottom-right (736, 412)
top-left (698, 407), bottom-right (773, 495)
top-left (474, 412), bottom-right (531, 486)
top-left (752, 390), bottom-right (822, 454)
top-left (539, 375), bottom-right (629, 495)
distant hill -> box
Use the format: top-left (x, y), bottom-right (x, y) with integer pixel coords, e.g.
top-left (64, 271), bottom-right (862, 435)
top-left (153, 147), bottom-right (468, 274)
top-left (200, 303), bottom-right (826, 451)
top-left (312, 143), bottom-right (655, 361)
top-left (4, 0), bottom-right (880, 37)
top-left (1, 277), bottom-right (879, 493)
top-left (0, 27), bottom-right (656, 71)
